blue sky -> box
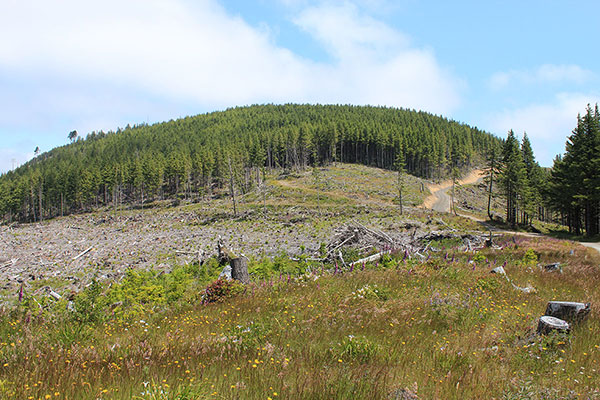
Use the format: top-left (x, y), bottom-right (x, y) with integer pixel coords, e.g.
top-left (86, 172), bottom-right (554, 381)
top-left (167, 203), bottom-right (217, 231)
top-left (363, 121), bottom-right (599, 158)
top-left (1, 0), bottom-right (599, 172)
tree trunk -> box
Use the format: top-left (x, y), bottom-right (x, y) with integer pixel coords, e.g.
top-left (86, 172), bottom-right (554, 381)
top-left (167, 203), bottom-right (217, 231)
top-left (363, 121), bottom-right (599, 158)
top-left (227, 157), bottom-right (238, 217)
top-left (38, 183), bottom-right (43, 222)
top-left (231, 257), bottom-right (250, 284)
top-left (487, 172), bottom-right (493, 220)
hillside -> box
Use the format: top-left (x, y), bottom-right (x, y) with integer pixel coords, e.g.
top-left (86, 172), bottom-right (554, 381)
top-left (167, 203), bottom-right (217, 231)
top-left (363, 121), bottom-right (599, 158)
top-left (0, 104), bottom-right (502, 223)
top-left (0, 163), bottom-right (443, 297)
top-left (1, 162), bottom-right (599, 399)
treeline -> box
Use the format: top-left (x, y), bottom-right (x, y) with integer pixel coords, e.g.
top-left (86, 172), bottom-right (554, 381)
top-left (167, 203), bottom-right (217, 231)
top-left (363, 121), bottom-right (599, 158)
top-left (0, 104), bottom-right (502, 222)
top-left (490, 131), bottom-right (549, 228)
top-left (548, 105), bottom-right (600, 236)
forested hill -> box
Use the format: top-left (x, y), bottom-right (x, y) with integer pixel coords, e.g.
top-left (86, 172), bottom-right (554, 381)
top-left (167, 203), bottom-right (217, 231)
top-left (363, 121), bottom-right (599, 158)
top-left (0, 104), bottom-right (502, 222)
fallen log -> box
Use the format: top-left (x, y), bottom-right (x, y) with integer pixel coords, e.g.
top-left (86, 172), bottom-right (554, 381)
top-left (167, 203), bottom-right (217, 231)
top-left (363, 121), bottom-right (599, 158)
top-left (542, 263), bottom-right (562, 273)
top-left (348, 250), bottom-right (391, 267)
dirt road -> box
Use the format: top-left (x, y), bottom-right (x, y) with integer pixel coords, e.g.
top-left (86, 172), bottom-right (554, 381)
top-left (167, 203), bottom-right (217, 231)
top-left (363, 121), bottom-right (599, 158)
top-left (421, 170), bottom-right (485, 213)
top-left (581, 242), bottom-right (600, 254)
top-left (421, 170), bottom-right (600, 257)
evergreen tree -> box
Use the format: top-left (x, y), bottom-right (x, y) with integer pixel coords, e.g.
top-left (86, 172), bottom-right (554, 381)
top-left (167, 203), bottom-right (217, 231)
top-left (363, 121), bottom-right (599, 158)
top-left (549, 105), bottom-right (600, 236)
top-left (483, 146), bottom-right (501, 220)
top-left (500, 130), bottom-right (528, 228)
top-left (393, 152), bottom-right (406, 215)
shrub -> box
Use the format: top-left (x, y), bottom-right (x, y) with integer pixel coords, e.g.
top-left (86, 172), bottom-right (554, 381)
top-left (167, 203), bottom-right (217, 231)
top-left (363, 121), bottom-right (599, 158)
top-left (521, 248), bottom-right (538, 266)
top-left (105, 270), bottom-right (166, 317)
top-left (473, 251), bottom-right (486, 264)
top-left (72, 278), bottom-right (105, 324)
top-left (202, 279), bottom-right (244, 304)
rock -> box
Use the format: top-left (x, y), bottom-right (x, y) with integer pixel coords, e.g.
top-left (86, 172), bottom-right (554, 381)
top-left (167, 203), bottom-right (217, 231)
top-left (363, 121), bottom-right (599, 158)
top-left (545, 301), bottom-right (590, 323)
top-left (537, 315), bottom-right (570, 335)
top-left (490, 266), bottom-right (506, 275)
top-left (219, 265), bottom-right (232, 280)
top-left (543, 263), bottom-right (562, 273)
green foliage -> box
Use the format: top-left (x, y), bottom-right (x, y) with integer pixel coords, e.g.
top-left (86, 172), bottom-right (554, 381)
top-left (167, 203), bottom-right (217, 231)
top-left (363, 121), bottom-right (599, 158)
top-left (72, 278), bottom-right (105, 324)
top-left (107, 270), bottom-right (166, 315)
top-left (521, 248), bottom-right (538, 266)
top-left (549, 104), bottom-right (600, 236)
top-left (501, 130), bottom-right (529, 227)
top-left (473, 251), bottom-right (486, 264)
top-left (319, 242), bottom-right (327, 258)
top-left (339, 335), bottom-right (380, 363)
top-left (474, 277), bottom-right (500, 293)
top-left (248, 255), bottom-right (307, 279)
top-left (0, 104), bottom-right (502, 222)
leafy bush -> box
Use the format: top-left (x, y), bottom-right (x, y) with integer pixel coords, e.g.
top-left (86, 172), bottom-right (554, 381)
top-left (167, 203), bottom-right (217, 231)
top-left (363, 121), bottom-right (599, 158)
top-left (249, 255), bottom-right (307, 279)
top-left (521, 248), bottom-right (538, 266)
top-left (201, 279), bottom-right (244, 304)
top-left (473, 251), bottom-right (486, 264)
top-left (105, 270), bottom-right (166, 317)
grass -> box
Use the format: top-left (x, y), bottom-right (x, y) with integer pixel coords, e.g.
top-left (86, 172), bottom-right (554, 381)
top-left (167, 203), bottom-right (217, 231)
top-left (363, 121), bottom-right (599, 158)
top-left (1, 163), bottom-right (598, 399)
top-left (1, 234), bottom-right (599, 399)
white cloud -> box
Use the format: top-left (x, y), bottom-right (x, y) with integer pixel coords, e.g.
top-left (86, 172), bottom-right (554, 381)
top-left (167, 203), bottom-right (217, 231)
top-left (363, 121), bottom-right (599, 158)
top-left (0, 0), bottom-right (460, 111)
top-left (292, 3), bottom-right (462, 111)
top-left (0, 0), bottom-right (462, 173)
top-left (487, 93), bottom-right (600, 167)
top-left (489, 64), bottom-right (594, 90)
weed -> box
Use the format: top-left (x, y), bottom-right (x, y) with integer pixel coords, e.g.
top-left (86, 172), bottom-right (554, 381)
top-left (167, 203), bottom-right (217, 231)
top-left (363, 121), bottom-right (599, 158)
top-left (339, 335), bottom-right (380, 363)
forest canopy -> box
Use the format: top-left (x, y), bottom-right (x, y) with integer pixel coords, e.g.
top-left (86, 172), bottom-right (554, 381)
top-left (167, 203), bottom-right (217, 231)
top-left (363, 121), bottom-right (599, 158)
top-left (0, 104), bottom-right (502, 222)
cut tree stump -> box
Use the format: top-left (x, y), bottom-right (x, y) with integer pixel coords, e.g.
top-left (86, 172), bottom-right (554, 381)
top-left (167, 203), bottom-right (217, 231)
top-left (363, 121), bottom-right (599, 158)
top-left (231, 257), bottom-right (250, 284)
top-left (537, 316), bottom-right (570, 335)
top-left (545, 301), bottom-right (591, 323)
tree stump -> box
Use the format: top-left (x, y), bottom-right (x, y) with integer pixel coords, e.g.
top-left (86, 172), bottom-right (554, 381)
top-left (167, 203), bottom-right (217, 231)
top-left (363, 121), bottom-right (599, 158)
top-left (537, 316), bottom-right (570, 335)
top-left (545, 301), bottom-right (590, 323)
top-left (231, 257), bottom-right (250, 284)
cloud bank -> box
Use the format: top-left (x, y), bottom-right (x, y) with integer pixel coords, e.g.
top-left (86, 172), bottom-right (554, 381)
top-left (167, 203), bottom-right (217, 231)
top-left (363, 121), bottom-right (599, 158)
top-left (489, 64), bottom-right (594, 90)
top-left (0, 0), bottom-right (463, 172)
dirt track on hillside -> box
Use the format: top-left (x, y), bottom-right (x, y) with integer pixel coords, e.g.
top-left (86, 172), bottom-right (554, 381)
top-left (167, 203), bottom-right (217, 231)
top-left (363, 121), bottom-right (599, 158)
top-left (421, 170), bottom-right (600, 257)
top-left (421, 170), bottom-right (485, 212)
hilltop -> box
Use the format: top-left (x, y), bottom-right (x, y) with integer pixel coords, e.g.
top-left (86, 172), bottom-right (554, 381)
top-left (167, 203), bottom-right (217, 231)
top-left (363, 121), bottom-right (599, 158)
top-left (0, 104), bottom-right (501, 223)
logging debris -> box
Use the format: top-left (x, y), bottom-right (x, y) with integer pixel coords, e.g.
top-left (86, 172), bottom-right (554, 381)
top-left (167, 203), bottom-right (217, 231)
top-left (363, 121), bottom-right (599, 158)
top-left (325, 222), bottom-right (492, 263)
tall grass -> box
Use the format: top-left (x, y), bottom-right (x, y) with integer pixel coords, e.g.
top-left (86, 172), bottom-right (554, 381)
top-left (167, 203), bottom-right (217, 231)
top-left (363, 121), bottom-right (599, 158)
top-left (0, 235), bottom-right (599, 399)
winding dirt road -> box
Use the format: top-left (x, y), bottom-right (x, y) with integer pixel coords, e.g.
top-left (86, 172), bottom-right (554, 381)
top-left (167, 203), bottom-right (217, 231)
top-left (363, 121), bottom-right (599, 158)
top-left (421, 170), bottom-right (600, 256)
top-left (421, 170), bottom-right (485, 213)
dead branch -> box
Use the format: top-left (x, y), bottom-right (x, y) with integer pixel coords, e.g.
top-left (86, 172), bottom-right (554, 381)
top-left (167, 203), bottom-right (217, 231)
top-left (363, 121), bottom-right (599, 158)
top-left (72, 246), bottom-right (94, 261)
